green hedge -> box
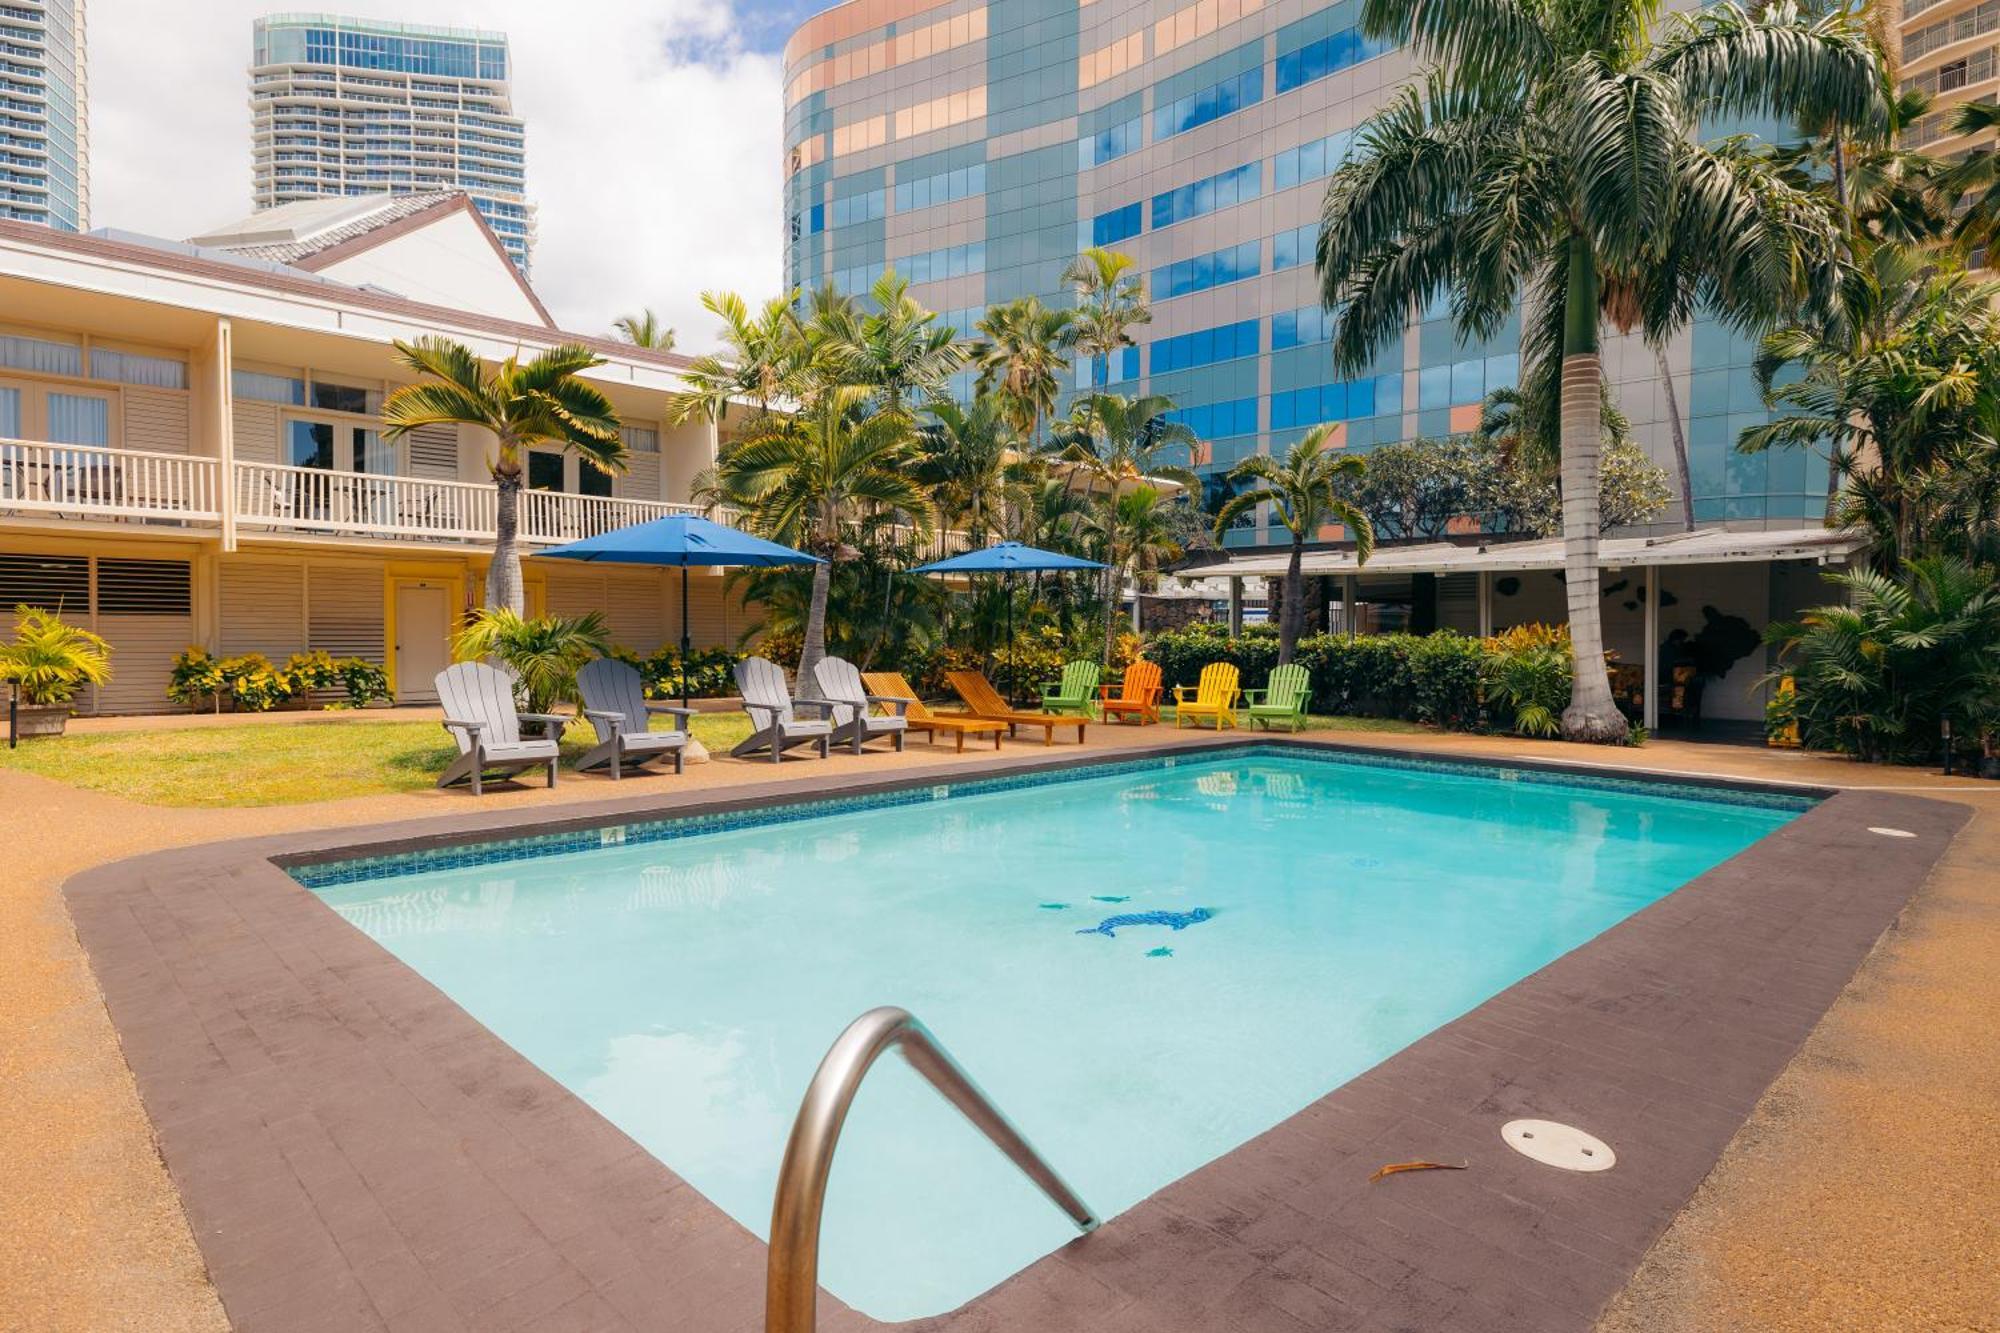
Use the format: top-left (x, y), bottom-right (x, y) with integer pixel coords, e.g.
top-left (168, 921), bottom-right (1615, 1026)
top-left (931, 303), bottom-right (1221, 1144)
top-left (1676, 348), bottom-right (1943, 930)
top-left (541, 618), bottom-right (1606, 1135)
top-left (1145, 626), bottom-right (1493, 730)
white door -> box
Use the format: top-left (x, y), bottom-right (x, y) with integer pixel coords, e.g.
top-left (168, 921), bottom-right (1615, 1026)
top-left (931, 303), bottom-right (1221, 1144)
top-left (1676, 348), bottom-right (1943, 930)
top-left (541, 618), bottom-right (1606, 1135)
top-left (394, 585), bottom-right (450, 702)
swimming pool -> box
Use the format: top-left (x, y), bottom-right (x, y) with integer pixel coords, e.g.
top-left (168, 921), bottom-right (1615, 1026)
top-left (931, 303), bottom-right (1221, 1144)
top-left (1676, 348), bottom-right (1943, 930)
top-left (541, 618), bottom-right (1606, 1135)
top-left (303, 747), bottom-right (1808, 1320)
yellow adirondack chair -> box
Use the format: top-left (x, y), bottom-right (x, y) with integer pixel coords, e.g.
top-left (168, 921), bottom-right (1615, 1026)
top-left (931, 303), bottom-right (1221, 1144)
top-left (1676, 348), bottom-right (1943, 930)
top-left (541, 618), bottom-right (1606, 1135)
top-left (1173, 662), bottom-right (1241, 730)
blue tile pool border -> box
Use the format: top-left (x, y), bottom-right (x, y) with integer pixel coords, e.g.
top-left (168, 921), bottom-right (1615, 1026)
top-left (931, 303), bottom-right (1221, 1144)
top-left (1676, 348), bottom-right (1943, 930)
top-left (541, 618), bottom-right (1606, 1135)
top-left (284, 741), bottom-right (1821, 891)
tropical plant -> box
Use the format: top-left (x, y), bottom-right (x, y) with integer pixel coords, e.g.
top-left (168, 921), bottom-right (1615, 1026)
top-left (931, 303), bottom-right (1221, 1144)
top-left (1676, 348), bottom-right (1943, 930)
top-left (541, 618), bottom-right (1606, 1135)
top-left (916, 395), bottom-right (1029, 545)
top-left (1063, 246), bottom-right (1153, 389)
top-left (168, 645), bottom-right (227, 712)
top-left (452, 608), bottom-right (613, 715)
top-left (669, 290), bottom-right (808, 424)
top-left (0, 605), bottom-right (110, 705)
top-left (1740, 248), bottom-right (2000, 567)
top-left (820, 270), bottom-right (965, 419)
top-left (1336, 435), bottom-right (1484, 541)
top-left (1084, 484), bottom-right (1186, 656)
top-left (714, 384), bottom-right (929, 688)
top-left (613, 308), bottom-right (677, 351)
top-left (1212, 425), bottom-right (1376, 664)
top-left (1316, 0), bottom-right (1884, 740)
top-left (1482, 632), bottom-right (1575, 739)
top-left (382, 338), bottom-right (625, 615)
top-left (1049, 392), bottom-right (1200, 665)
top-left (1933, 100), bottom-right (2000, 259)
top-left (970, 297), bottom-right (1072, 444)
top-left (1764, 557), bottom-right (2000, 762)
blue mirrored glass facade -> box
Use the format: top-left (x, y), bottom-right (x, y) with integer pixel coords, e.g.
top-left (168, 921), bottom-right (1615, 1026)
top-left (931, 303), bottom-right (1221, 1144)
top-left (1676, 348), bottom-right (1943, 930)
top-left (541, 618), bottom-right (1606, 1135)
top-left (783, 0), bottom-right (1821, 544)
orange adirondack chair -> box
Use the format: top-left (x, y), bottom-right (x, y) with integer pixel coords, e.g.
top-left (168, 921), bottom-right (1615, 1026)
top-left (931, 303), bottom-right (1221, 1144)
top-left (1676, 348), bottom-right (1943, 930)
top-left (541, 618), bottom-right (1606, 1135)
top-left (861, 671), bottom-right (1007, 752)
top-left (1098, 659), bottom-right (1162, 725)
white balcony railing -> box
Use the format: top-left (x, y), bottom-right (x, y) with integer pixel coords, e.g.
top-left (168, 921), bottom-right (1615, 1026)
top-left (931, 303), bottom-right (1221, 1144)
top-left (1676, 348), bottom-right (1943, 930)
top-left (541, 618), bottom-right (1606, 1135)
top-left (234, 461), bottom-right (498, 541)
top-left (0, 438), bottom-right (222, 523)
top-left (518, 489), bottom-right (699, 543)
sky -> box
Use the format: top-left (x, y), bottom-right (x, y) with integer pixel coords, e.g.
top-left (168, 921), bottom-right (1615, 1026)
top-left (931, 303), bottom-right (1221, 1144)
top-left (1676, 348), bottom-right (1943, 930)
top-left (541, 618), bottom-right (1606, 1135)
top-left (89, 0), bottom-right (801, 351)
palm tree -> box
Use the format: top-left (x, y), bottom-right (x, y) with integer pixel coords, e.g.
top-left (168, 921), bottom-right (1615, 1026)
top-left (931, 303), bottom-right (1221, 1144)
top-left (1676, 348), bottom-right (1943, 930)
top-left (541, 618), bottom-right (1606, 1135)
top-left (669, 290), bottom-right (808, 425)
top-left (1049, 391), bottom-right (1200, 665)
top-left (383, 338), bottom-right (624, 615)
top-left (1063, 246), bottom-right (1153, 388)
top-left (1739, 247), bottom-right (2000, 568)
top-left (452, 608), bottom-right (612, 713)
top-left (820, 270), bottom-right (965, 419)
top-left (970, 297), bottom-right (1072, 445)
top-left (1083, 486), bottom-right (1185, 648)
top-left (1212, 425), bottom-right (1376, 664)
top-left (613, 309), bottom-right (677, 352)
top-left (916, 395), bottom-right (1028, 546)
top-left (1317, 0), bottom-right (1883, 741)
top-left (714, 385), bottom-right (930, 688)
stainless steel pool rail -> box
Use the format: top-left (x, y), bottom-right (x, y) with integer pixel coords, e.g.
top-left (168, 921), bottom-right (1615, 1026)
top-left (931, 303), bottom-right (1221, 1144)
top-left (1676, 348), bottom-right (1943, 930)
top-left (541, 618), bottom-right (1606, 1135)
top-left (765, 1005), bottom-right (1100, 1333)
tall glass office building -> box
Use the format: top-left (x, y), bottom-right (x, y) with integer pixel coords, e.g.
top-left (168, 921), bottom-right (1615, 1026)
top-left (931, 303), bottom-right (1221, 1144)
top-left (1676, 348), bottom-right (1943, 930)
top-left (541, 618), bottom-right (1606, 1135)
top-left (250, 15), bottom-right (535, 273)
top-left (782, 0), bottom-right (1822, 547)
top-left (0, 0), bottom-right (88, 232)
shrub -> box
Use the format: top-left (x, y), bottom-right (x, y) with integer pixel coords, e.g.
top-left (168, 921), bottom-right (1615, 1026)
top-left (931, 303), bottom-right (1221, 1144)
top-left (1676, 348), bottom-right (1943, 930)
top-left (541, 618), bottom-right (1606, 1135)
top-left (168, 646), bottom-right (227, 711)
top-left (453, 609), bottom-right (611, 714)
top-left (171, 646), bottom-right (393, 712)
top-left (218, 653), bottom-right (290, 712)
top-left (607, 644), bottom-right (740, 699)
top-left (1405, 632), bottom-right (1486, 727)
top-left (1481, 632), bottom-right (1573, 737)
top-left (0, 605), bottom-right (112, 706)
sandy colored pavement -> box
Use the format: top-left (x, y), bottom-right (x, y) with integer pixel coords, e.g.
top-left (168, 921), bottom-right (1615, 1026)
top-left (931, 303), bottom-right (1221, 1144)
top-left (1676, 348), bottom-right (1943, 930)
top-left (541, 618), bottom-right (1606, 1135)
top-left (1, 724), bottom-right (1994, 1331)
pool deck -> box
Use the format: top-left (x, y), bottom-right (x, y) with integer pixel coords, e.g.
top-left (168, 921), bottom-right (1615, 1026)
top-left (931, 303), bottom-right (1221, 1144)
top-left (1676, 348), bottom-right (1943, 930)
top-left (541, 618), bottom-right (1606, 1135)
top-left (40, 729), bottom-right (1981, 1332)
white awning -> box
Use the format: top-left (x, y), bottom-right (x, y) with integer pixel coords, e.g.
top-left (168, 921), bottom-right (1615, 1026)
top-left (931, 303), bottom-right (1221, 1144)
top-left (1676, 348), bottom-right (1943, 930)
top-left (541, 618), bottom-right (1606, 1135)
top-left (1183, 526), bottom-right (1868, 579)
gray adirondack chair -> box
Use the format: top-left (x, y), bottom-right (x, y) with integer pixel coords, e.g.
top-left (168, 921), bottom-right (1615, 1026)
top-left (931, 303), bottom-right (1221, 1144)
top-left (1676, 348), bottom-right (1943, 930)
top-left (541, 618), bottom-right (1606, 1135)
top-left (731, 656), bottom-right (834, 762)
top-left (813, 655), bottom-right (909, 754)
top-left (576, 658), bottom-right (696, 779)
top-left (435, 661), bottom-right (566, 795)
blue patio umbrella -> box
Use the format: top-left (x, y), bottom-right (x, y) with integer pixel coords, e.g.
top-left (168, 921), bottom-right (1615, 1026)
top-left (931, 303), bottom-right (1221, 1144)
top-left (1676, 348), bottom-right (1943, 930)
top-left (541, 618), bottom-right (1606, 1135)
top-left (912, 542), bottom-right (1107, 704)
top-left (540, 514), bottom-right (823, 706)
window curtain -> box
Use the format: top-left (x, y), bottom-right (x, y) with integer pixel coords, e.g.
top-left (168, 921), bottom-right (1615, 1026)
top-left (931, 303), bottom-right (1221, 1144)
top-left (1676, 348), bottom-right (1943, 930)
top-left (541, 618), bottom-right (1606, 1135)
top-left (47, 393), bottom-right (110, 447)
top-left (92, 349), bottom-right (189, 390)
top-left (0, 387), bottom-right (19, 439)
top-left (0, 335), bottom-right (83, 378)
top-left (359, 429), bottom-right (395, 475)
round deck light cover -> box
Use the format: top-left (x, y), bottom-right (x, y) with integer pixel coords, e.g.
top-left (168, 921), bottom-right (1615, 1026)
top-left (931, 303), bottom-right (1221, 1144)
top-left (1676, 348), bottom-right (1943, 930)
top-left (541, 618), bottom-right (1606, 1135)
top-left (1501, 1119), bottom-right (1616, 1172)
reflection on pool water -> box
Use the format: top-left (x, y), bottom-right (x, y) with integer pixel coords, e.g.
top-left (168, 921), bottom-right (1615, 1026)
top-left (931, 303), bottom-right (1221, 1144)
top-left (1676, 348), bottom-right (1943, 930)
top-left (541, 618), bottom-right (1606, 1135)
top-left (310, 751), bottom-right (1803, 1320)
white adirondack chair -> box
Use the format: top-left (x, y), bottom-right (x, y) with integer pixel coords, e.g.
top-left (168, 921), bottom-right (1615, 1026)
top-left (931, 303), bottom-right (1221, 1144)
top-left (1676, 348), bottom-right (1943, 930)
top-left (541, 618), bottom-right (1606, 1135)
top-left (731, 656), bottom-right (834, 762)
top-left (813, 655), bottom-right (909, 754)
top-left (435, 662), bottom-right (566, 794)
top-left (576, 658), bottom-right (695, 780)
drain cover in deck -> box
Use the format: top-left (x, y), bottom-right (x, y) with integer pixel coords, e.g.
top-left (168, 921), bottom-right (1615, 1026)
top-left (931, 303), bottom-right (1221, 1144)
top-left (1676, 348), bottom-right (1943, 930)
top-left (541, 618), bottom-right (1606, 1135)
top-left (1501, 1119), bottom-right (1615, 1172)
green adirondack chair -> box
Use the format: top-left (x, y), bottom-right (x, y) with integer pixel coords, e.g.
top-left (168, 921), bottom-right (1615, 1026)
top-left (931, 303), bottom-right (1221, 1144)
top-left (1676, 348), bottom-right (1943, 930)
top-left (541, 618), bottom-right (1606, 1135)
top-left (1245, 664), bottom-right (1312, 732)
top-left (1039, 660), bottom-right (1102, 717)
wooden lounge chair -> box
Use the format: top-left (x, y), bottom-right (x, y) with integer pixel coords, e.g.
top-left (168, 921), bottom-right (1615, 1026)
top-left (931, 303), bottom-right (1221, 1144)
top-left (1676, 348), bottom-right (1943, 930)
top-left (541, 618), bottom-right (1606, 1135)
top-left (576, 657), bottom-right (695, 779)
top-left (946, 670), bottom-right (1088, 745)
top-left (1038, 660), bottom-right (1101, 717)
top-left (1173, 662), bottom-right (1242, 730)
top-left (1245, 663), bottom-right (1311, 732)
top-left (731, 656), bottom-right (834, 762)
top-left (435, 661), bottom-right (566, 795)
top-left (861, 671), bottom-right (1006, 752)
top-left (813, 655), bottom-right (908, 754)
top-left (1098, 659), bottom-right (1162, 725)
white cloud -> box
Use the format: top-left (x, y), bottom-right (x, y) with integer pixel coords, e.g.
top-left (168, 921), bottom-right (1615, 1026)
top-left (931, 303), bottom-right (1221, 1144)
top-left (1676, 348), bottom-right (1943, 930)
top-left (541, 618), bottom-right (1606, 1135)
top-left (87, 0), bottom-right (784, 350)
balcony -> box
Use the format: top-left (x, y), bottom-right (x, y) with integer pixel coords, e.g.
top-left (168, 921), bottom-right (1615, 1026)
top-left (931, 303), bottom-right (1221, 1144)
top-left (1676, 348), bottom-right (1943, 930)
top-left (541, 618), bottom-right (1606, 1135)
top-left (0, 442), bottom-right (972, 559)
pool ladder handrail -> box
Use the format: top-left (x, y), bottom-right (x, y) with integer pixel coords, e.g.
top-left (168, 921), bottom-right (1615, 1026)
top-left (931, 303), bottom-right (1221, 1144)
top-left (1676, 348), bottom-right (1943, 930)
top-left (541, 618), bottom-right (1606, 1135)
top-left (766, 1005), bottom-right (1100, 1333)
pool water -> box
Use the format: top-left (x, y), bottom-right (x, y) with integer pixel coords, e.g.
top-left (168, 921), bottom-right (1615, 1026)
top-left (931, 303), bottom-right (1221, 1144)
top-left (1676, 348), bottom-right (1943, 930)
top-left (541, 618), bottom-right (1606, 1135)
top-left (310, 751), bottom-right (1802, 1319)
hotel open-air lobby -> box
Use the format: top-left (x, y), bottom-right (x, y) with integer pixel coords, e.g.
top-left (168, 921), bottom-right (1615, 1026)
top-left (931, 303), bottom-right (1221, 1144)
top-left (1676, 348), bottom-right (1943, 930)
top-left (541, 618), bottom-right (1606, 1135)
top-left (9, 0), bottom-right (2000, 1326)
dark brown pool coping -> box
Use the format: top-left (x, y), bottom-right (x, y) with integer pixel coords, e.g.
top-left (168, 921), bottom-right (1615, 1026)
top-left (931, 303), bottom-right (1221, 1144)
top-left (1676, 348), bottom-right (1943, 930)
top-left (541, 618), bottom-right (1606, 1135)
top-left (64, 737), bottom-right (1967, 1332)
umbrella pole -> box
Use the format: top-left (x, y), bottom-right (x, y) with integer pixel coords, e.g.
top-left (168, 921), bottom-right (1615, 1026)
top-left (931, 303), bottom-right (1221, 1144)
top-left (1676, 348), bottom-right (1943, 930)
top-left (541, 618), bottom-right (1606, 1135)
top-left (680, 567), bottom-right (692, 710)
top-left (1006, 570), bottom-right (1015, 706)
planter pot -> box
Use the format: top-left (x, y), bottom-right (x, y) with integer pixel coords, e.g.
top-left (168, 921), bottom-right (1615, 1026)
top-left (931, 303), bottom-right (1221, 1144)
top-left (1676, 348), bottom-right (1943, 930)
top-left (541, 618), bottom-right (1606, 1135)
top-left (12, 703), bottom-right (71, 738)
top-left (1980, 756), bottom-right (2000, 781)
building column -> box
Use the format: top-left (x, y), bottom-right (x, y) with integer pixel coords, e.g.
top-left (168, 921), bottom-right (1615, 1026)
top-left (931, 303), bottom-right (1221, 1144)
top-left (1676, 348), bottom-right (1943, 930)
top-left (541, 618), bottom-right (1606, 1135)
top-left (1477, 569), bottom-right (1493, 638)
top-left (1643, 564), bottom-right (1660, 731)
top-left (213, 319), bottom-right (237, 553)
top-left (1227, 577), bottom-right (1243, 634)
top-left (1342, 575), bottom-right (1357, 639)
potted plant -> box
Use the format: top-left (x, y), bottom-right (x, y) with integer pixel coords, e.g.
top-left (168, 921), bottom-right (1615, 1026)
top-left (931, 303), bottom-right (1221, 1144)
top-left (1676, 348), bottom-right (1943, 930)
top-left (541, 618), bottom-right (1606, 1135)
top-left (0, 605), bottom-right (112, 737)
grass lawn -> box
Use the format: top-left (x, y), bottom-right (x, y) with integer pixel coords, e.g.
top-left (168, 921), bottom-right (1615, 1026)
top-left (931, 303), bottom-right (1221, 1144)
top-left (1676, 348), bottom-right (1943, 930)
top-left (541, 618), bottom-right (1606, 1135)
top-left (0, 709), bottom-right (1424, 808)
top-left (0, 713), bottom-right (755, 808)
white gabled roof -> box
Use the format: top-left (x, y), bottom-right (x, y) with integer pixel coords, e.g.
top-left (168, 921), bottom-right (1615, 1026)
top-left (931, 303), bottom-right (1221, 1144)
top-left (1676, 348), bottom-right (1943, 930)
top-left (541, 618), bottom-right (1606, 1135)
top-left (187, 193), bottom-right (464, 265)
top-left (1183, 526), bottom-right (1869, 578)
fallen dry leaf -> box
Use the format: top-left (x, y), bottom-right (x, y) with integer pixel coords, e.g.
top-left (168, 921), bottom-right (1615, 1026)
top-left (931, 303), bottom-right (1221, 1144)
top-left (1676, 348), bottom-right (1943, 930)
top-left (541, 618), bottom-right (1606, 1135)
top-left (1368, 1160), bottom-right (1469, 1182)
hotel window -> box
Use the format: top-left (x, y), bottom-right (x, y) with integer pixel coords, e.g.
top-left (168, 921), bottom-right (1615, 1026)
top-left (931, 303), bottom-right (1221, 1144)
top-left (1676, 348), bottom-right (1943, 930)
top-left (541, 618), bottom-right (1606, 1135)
top-left (288, 419), bottom-right (390, 473)
top-left (309, 377), bottom-right (379, 415)
top-left (91, 348), bottom-right (189, 390)
top-left (47, 393), bottom-right (111, 447)
top-left (1939, 58), bottom-right (1970, 92)
top-left (0, 386), bottom-right (17, 438)
top-left (0, 331), bottom-right (83, 378)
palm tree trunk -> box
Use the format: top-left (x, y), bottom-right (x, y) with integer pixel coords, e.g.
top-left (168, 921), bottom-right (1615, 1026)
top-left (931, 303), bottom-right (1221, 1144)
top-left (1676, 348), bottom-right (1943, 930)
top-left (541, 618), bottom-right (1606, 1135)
top-left (1558, 243), bottom-right (1627, 743)
top-left (489, 471), bottom-right (526, 614)
top-left (1279, 537), bottom-right (1305, 665)
top-left (1101, 561), bottom-right (1119, 669)
top-left (1653, 344), bottom-right (1695, 531)
top-left (797, 559), bottom-right (832, 696)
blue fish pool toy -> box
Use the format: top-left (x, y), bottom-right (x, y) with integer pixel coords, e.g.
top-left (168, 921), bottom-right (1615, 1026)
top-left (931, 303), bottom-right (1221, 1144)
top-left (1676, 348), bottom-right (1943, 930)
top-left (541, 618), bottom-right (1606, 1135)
top-left (1076, 907), bottom-right (1214, 938)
